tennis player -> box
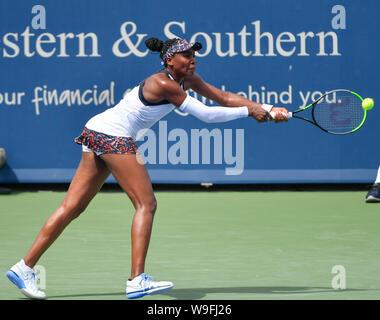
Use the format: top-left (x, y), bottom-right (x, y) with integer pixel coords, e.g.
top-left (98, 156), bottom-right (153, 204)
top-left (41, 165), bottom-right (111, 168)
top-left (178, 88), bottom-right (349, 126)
top-left (6, 37), bottom-right (288, 299)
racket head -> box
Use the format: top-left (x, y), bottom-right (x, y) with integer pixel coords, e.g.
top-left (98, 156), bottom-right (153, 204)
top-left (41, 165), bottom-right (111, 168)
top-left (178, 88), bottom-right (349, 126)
top-left (311, 89), bottom-right (366, 135)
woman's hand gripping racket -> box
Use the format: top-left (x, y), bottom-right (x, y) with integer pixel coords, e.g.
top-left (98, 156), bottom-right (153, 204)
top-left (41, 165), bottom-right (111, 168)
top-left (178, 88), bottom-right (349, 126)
top-left (270, 89), bottom-right (374, 135)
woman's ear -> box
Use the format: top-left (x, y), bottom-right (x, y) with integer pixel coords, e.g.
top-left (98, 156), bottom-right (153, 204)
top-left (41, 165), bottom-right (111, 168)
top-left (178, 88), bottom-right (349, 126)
top-left (166, 56), bottom-right (174, 68)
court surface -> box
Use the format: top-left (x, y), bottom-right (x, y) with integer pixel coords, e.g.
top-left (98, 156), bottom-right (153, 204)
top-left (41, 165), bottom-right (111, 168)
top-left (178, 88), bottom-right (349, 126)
top-left (1, 188), bottom-right (379, 300)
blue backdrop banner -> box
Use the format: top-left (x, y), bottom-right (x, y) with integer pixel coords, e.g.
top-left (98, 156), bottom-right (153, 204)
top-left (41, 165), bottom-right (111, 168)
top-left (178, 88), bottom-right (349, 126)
top-left (0, 0), bottom-right (379, 184)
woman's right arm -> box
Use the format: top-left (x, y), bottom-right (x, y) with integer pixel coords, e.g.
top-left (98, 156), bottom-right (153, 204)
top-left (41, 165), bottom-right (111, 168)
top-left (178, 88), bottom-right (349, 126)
top-left (146, 74), bottom-right (273, 124)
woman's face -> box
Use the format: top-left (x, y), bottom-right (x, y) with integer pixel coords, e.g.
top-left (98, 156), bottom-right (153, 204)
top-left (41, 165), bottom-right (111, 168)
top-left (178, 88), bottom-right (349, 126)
top-left (167, 49), bottom-right (196, 77)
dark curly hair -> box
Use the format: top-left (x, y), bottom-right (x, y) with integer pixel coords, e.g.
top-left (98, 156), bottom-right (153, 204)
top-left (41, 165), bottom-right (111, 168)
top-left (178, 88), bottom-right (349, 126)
top-left (145, 37), bottom-right (180, 66)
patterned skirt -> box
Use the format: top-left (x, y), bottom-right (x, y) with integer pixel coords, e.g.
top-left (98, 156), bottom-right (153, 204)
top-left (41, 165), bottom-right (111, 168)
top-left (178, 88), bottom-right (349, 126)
top-left (74, 127), bottom-right (138, 155)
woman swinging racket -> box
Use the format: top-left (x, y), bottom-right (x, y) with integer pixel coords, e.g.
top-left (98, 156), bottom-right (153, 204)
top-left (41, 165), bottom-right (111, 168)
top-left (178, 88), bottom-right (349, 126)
top-left (7, 37), bottom-right (288, 299)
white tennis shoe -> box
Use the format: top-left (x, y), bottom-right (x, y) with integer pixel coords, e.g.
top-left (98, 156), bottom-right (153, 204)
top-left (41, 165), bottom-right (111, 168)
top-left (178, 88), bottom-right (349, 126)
top-left (126, 273), bottom-right (173, 299)
top-left (6, 259), bottom-right (46, 299)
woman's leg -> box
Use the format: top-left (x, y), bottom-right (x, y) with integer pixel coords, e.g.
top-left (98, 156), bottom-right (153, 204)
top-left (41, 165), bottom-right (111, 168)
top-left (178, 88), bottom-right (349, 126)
top-left (23, 152), bottom-right (110, 268)
top-left (100, 153), bottom-right (156, 279)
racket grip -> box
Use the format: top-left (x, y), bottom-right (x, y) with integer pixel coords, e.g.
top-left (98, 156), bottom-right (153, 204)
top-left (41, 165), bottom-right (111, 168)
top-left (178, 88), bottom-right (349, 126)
top-left (270, 111), bottom-right (292, 119)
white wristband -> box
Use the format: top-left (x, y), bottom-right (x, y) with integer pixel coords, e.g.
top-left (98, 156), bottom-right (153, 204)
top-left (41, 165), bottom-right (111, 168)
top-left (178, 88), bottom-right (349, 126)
top-left (261, 104), bottom-right (273, 112)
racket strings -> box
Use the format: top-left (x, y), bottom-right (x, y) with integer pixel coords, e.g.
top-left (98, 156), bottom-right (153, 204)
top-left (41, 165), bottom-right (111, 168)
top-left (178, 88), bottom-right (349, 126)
top-left (312, 92), bottom-right (364, 134)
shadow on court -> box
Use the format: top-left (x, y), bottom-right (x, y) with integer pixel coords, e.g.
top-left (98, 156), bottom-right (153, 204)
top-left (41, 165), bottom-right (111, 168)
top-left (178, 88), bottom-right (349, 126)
top-left (162, 286), bottom-right (369, 300)
top-left (44, 286), bottom-right (372, 300)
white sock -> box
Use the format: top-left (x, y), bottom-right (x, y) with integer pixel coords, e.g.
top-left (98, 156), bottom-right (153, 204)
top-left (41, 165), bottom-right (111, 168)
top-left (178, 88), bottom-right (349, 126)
top-left (19, 259), bottom-right (34, 272)
top-left (375, 165), bottom-right (380, 184)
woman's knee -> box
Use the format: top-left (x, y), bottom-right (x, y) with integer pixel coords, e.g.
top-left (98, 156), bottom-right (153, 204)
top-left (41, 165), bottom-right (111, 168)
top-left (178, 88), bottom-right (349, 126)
top-left (150, 197), bottom-right (157, 214)
top-left (59, 199), bottom-right (88, 221)
top-left (136, 196), bottom-right (157, 215)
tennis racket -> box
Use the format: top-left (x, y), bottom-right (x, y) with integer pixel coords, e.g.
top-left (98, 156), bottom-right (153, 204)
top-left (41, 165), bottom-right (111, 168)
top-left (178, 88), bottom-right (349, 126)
top-left (270, 89), bottom-right (370, 135)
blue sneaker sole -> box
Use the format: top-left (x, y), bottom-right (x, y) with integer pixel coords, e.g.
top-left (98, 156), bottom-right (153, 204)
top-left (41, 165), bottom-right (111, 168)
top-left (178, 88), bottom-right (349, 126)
top-left (127, 291), bottom-right (147, 299)
top-left (127, 285), bottom-right (173, 299)
top-left (6, 270), bottom-right (26, 289)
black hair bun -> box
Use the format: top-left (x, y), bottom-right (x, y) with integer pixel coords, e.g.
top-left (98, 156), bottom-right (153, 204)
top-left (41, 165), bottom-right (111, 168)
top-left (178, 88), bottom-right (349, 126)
top-left (145, 38), bottom-right (164, 52)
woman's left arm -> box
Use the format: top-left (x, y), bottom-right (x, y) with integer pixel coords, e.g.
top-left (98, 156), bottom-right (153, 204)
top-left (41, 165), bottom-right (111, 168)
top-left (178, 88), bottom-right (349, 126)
top-left (186, 73), bottom-right (288, 122)
top-left (186, 73), bottom-right (259, 108)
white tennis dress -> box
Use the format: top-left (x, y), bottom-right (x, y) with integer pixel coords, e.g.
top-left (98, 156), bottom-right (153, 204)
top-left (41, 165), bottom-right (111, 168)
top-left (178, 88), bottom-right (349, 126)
top-left (85, 70), bottom-right (181, 141)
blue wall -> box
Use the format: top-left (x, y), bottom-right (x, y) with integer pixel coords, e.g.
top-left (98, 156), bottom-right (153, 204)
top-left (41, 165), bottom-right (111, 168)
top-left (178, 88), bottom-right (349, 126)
top-left (0, 0), bottom-right (379, 184)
